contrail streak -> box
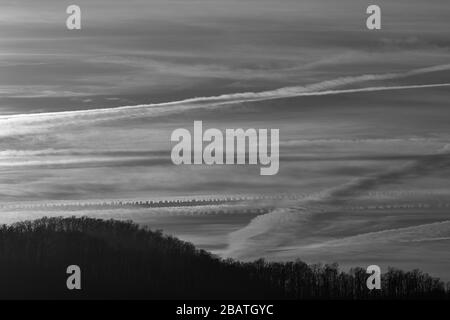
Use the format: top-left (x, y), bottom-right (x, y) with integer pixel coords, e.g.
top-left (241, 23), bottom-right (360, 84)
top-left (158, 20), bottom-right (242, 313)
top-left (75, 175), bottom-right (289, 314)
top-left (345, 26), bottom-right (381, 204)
top-left (0, 83), bottom-right (449, 136)
top-left (1, 62), bottom-right (450, 125)
top-left (225, 143), bottom-right (450, 258)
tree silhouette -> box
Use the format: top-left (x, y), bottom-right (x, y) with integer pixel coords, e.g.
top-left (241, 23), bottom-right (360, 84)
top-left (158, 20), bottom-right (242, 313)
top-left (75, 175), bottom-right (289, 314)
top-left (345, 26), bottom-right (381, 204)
top-left (0, 216), bottom-right (448, 299)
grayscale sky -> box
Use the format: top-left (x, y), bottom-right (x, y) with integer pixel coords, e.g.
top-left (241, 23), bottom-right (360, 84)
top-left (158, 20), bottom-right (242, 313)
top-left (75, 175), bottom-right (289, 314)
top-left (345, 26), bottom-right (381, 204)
top-left (1, 0), bottom-right (449, 112)
top-left (0, 0), bottom-right (450, 279)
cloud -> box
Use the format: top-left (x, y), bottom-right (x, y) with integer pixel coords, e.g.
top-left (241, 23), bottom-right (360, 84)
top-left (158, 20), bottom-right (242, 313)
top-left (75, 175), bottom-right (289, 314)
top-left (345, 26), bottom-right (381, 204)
top-left (1, 64), bottom-right (449, 138)
top-left (0, 86), bottom-right (90, 98)
top-left (225, 142), bottom-right (450, 258)
top-left (282, 220), bottom-right (450, 251)
top-left (2, 63), bottom-right (449, 258)
top-left (323, 145), bottom-right (450, 202)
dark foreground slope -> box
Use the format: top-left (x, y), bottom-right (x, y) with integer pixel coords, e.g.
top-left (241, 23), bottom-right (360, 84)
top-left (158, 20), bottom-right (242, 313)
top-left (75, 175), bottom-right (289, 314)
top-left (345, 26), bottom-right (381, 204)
top-left (0, 216), bottom-right (448, 299)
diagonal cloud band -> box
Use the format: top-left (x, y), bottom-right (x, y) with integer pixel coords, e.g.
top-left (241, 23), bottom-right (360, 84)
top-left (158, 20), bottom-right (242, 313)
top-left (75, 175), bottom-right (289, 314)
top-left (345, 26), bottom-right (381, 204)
top-left (1, 63), bottom-right (450, 138)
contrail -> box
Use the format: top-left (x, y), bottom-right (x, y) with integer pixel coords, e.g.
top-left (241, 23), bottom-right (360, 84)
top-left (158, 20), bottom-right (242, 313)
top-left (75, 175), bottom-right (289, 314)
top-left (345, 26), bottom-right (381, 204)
top-left (2, 83), bottom-right (449, 122)
top-left (225, 143), bottom-right (450, 258)
top-left (275, 83), bottom-right (450, 98)
top-left (0, 82), bottom-right (449, 138)
top-left (278, 220), bottom-right (450, 251)
top-left (1, 62), bottom-right (450, 126)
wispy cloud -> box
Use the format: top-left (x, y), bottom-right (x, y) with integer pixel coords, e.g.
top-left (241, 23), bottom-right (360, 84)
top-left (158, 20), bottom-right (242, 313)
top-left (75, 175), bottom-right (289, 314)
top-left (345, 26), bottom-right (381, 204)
top-left (225, 142), bottom-right (450, 258)
top-left (1, 64), bottom-right (449, 138)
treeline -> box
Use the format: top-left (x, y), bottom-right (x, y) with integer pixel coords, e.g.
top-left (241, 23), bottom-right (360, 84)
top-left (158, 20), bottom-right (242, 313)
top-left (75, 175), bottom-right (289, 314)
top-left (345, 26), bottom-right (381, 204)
top-left (0, 216), bottom-right (448, 299)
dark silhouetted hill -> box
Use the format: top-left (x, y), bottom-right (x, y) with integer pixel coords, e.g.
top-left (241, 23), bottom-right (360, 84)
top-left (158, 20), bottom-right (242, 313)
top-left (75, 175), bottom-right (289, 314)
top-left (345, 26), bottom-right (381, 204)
top-left (0, 216), bottom-right (448, 299)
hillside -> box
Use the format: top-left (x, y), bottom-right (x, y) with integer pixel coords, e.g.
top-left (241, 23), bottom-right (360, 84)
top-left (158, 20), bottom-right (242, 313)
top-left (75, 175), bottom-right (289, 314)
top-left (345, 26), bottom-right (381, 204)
top-left (0, 216), bottom-right (448, 299)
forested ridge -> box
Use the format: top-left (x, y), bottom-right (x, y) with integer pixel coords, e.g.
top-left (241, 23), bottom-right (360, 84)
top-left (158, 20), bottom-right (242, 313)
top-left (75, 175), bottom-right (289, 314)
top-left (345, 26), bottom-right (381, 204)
top-left (0, 216), bottom-right (448, 299)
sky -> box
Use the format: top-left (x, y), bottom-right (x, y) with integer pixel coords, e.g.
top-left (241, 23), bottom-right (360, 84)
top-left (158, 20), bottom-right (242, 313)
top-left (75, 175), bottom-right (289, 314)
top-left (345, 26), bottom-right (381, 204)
top-left (1, 0), bottom-right (449, 112)
top-left (0, 0), bottom-right (450, 279)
